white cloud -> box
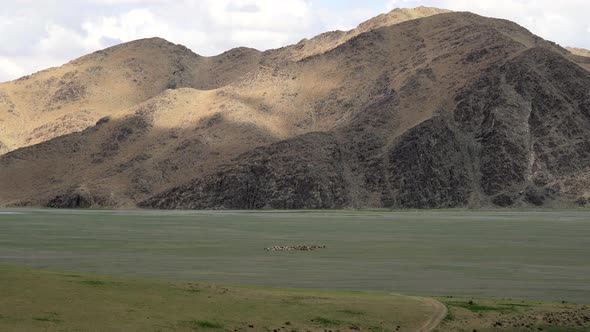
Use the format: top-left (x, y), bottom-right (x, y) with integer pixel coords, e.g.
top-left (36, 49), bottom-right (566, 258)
top-left (316, 7), bottom-right (378, 31)
top-left (79, 0), bottom-right (315, 54)
top-left (37, 24), bottom-right (94, 57)
top-left (0, 58), bottom-right (25, 80)
top-left (440, 0), bottom-right (590, 48)
top-left (207, 0), bottom-right (313, 30)
top-left (88, 0), bottom-right (168, 3)
top-left (83, 9), bottom-right (169, 43)
top-left (386, 0), bottom-right (415, 11)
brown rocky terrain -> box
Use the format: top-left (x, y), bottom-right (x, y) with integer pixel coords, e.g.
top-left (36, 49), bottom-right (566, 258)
top-left (568, 47), bottom-right (590, 58)
top-left (567, 47), bottom-right (590, 72)
top-left (1, 7), bottom-right (589, 209)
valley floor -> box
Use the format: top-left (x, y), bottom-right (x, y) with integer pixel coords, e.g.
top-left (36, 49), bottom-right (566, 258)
top-left (0, 209), bottom-right (588, 302)
top-left (0, 209), bottom-right (589, 331)
top-left (0, 265), bottom-right (435, 332)
top-left (0, 265), bottom-right (589, 331)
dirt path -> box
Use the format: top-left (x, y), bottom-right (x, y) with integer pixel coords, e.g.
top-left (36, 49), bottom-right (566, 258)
top-left (415, 297), bottom-right (448, 332)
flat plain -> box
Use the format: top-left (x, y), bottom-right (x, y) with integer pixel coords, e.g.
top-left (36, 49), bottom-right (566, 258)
top-left (0, 209), bottom-right (588, 303)
top-left (1, 265), bottom-right (441, 332)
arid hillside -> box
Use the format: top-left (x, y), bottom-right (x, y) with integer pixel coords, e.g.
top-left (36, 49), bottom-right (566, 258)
top-left (0, 6), bottom-right (446, 156)
top-left (567, 47), bottom-right (590, 71)
top-left (0, 38), bottom-right (263, 154)
top-left (567, 47), bottom-right (590, 57)
top-left (1, 7), bottom-right (589, 209)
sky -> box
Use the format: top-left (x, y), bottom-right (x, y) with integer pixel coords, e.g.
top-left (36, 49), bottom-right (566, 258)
top-left (1, 0), bottom-right (589, 82)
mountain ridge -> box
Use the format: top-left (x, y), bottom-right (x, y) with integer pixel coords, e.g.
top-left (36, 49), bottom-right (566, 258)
top-left (1, 7), bottom-right (589, 209)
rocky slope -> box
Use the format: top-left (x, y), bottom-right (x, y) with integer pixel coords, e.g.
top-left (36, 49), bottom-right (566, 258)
top-left (1, 7), bottom-right (589, 209)
top-left (567, 47), bottom-right (590, 58)
top-left (0, 38), bottom-right (262, 153)
top-left (567, 47), bottom-right (590, 72)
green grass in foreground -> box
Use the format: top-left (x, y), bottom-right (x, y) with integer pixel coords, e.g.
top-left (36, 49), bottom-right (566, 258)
top-left (2, 265), bottom-right (589, 332)
top-left (437, 297), bottom-right (590, 332)
top-left (1, 265), bottom-right (590, 331)
top-left (0, 265), bottom-right (433, 332)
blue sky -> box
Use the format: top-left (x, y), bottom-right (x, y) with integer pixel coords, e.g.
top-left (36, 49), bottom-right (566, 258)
top-left (1, 0), bottom-right (589, 82)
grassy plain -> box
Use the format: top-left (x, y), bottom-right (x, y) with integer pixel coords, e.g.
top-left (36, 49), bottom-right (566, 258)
top-left (0, 209), bottom-right (588, 302)
top-left (436, 296), bottom-right (590, 331)
top-left (1, 265), bottom-right (589, 331)
top-left (0, 265), bottom-right (434, 332)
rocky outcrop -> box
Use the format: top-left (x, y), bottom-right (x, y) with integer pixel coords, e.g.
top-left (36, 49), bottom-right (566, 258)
top-left (386, 117), bottom-right (476, 208)
top-left (141, 133), bottom-right (347, 209)
top-left (47, 189), bottom-right (110, 208)
top-left (143, 47), bottom-right (590, 209)
top-left (452, 47), bottom-right (590, 206)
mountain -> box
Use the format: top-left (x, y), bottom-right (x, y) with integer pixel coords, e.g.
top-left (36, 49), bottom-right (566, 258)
top-left (1, 7), bottom-right (589, 209)
top-left (567, 47), bottom-right (590, 58)
top-left (269, 6), bottom-right (450, 62)
top-left (0, 38), bottom-right (262, 154)
top-left (567, 47), bottom-right (590, 72)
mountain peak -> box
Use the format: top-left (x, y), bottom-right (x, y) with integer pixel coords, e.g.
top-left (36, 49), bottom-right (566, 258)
top-left (67, 37), bottom-right (199, 68)
top-left (272, 6), bottom-right (451, 62)
top-left (357, 6), bottom-right (451, 33)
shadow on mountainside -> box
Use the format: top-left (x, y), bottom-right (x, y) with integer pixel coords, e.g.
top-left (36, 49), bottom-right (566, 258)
top-left (1, 12), bottom-right (590, 209)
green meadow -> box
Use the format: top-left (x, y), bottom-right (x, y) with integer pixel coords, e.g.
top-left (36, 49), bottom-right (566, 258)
top-left (0, 265), bottom-right (438, 331)
top-left (0, 209), bottom-right (589, 331)
top-left (0, 209), bottom-right (588, 302)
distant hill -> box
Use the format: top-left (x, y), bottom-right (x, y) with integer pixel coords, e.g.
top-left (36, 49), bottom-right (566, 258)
top-left (567, 47), bottom-right (590, 71)
top-left (1, 7), bottom-right (589, 209)
top-left (567, 47), bottom-right (590, 57)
